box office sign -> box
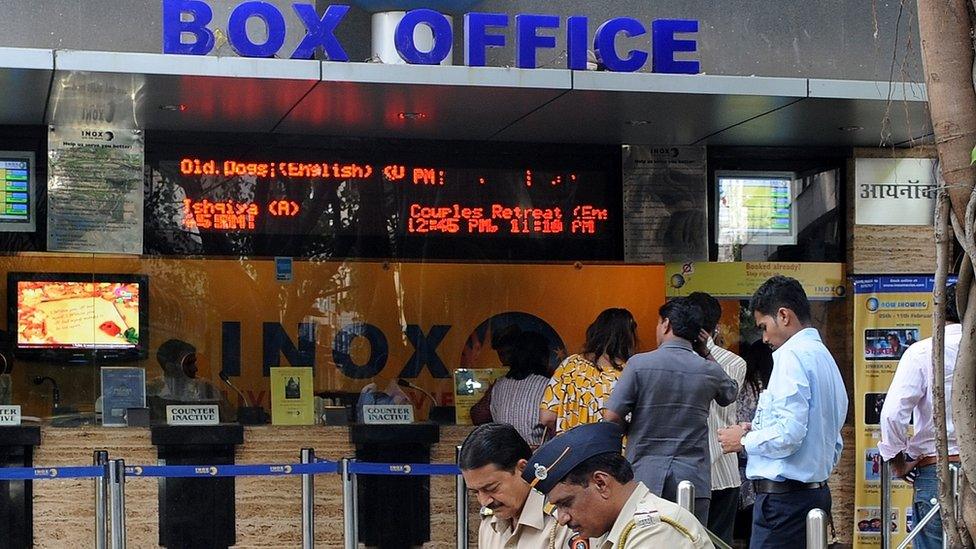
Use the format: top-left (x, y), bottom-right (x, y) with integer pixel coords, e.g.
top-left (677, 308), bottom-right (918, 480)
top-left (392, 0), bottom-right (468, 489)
top-left (362, 405), bottom-right (414, 424)
top-left (161, 0), bottom-right (701, 73)
top-left (167, 404), bottom-right (219, 425)
top-left (855, 158), bottom-right (937, 226)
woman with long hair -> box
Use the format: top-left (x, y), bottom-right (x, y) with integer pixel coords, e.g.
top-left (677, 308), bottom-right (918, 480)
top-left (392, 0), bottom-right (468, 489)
top-left (539, 308), bottom-right (637, 437)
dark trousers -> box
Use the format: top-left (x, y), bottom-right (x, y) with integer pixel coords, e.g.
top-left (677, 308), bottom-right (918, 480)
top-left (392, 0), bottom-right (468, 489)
top-left (751, 485), bottom-right (831, 549)
top-left (708, 487), bottom-right (740, 545)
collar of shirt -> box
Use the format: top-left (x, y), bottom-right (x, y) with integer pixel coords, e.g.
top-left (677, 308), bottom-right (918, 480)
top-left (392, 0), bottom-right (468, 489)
top-left (599, 482), bottom-right (650, 548)
top-left (773, 327), bottom-right (822, 358)
top-left (489, 488), bottom-right (547, 535)
top-left (659, 339), bottom-right (694, 352)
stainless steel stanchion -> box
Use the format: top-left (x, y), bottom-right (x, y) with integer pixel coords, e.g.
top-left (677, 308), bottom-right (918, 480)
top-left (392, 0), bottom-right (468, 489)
top-left (456, 445), bottom-right (469, 549)
top-left (677, 480), bottom-right (695, 516)
top-left (108, 459), bottom-right (126, 549)
top-left (806, 508), bottom-right (828, 549)
top-left (341, 458), bottom-right (357, 549)
top-left (301, 448), bottom-right (315, 549)
top-left (94, 450), bottom-right (109, 549)
top-left (881, 459), bottom-right (892, 549)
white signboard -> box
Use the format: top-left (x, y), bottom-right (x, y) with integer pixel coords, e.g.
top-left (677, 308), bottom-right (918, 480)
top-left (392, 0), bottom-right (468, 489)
top-left (47, 126), bottom-right (144, 253)
top-left (0, 405), bottom-right (21, 425)
top-left (166, 404), bottom-right (220, 426)
top-left (855, 158), bottom-right (937, 226)
top-left (622, 145), bottom-right (708, 263)
top-left (362, 405), bottom-right (414, 424)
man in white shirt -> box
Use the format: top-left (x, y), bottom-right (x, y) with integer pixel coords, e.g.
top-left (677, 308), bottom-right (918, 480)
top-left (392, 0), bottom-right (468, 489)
top-left (689, 292), bottom-right (746, 545)
top-left (878, 284), bottom-right (961, 549)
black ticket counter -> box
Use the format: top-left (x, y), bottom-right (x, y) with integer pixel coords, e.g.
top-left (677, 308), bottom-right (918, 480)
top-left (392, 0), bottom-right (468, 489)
top-left (0, 425), bottom-right (39, 549)
top-left (351, 423), bottom-right (440, 549)
top-left (152, 424), bottom-right (243, 549)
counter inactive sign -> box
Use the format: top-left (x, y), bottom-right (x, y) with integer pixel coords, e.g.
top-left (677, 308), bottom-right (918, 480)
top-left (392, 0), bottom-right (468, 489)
top-left (362, 405), bottom-right (414, 425)
top-left (47, 126), bottom-right (144, 254)
top-left (0, 405), bottom-right (21, 425)
top-left (166, 404), bottom-right (220, 425)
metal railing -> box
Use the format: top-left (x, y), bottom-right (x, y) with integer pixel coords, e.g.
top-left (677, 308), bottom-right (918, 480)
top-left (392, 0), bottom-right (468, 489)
top-left (880, 459), bottom-right (961, 549)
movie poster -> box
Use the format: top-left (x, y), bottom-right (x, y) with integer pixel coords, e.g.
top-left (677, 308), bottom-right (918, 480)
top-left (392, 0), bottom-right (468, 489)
top-left (270, 366), bottom-right (314, 425)
top-left (853, 275), bottom-right (948, 547)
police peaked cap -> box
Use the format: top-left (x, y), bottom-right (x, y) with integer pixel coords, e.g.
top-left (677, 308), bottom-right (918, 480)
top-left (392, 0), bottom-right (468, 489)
top-left (522, 421), bottom-right (624, 494)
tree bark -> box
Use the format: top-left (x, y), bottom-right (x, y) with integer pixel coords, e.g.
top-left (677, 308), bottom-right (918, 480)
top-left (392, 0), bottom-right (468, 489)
top-left (917, 0), bottom-right (976, 223)
top-left (934, 187), bottom-right (963, 547)
top-left (956, 253), bottom-right (976, 546)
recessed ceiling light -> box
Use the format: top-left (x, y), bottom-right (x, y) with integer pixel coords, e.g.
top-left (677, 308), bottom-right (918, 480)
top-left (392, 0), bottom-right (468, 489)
top-left (398, 112), bottom-right (427, 120)
top-left (159, 104), bottom-right (188, 112)
top-left (839, 125), bottom-right (863, 132)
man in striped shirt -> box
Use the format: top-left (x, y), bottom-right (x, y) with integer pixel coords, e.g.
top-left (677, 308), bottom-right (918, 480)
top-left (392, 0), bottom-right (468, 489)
top-left (689, 292), bottom-right (746, 546)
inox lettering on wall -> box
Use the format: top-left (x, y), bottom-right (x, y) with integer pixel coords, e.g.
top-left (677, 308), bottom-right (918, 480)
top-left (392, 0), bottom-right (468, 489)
top-left (222, 319), bottom-right (547, 380)
top-left (162, 0), bottom-right (700, 73)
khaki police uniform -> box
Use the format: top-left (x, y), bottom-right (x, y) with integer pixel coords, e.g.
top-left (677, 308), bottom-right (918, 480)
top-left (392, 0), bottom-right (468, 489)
top-left (597, 482), bottom-right (714, 549)
top-left (479, 488), bottom-right (578, 549)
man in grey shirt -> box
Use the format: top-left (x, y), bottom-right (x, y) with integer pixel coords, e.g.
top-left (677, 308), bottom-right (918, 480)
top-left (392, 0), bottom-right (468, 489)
top-left (604, 297), bottom-right (738, 524)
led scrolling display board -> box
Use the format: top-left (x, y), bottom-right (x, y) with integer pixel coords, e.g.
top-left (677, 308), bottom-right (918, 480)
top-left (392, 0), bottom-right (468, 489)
top-left (147, 145), bottom-right (622, 261)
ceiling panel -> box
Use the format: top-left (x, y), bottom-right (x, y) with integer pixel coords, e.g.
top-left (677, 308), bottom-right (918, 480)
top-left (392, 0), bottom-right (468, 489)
top-left (491, 72), bottom-right (809, 145)
top-left (47, 51), bottom-right (320, 133)
top-left (0, 47), bottom-right (54, 126)
top-left (276, 63), bottom-right (572, 140)
top-left (701, 79), bottom-right (930, 147)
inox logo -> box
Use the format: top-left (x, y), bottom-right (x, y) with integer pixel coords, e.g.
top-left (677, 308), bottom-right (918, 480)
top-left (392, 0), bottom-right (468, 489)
top-left (80, 129), bottom-right (115, 142)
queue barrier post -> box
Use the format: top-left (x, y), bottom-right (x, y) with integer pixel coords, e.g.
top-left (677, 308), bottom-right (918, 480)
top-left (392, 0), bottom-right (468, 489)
top-left (301, 448), bottom-right (315, 549)
top-left (881, 459), bottom-right (892, 549)
top-left (94, 450), bottom-right (109, 549)
top-left (455, 446), bottom-right (468, 548)
top-left (677, 480), bottom-right (695, 516)
top-left (806, 508), bottom-right (828, 549)
top-left (341, 458), bottom-right (358, 549)
top-left (108, 459), bottom-right (126, 549)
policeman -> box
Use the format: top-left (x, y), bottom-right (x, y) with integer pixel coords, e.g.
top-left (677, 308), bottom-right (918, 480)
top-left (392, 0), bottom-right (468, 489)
top-left (523, 422), bottom-right (714, 548)
top-left (459, 423), bottom-right (582, 548)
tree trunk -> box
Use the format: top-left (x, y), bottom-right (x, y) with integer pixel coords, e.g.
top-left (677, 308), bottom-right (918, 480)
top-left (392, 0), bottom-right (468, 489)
top-left (917, 0), bottom-right (976, 543)
top-left (934, 187), bottom-right (963, 547)
top-left (917, 0), bottom-right (976, 223)
top-left (956, 253), bottom-right (976, 546)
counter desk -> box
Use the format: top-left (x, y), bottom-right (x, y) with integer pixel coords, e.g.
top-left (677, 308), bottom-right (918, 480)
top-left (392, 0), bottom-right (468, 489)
top-left (30, 424), bottom-right (480, 548)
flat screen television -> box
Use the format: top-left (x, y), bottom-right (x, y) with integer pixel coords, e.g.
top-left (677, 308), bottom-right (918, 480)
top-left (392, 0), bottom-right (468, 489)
top-left (8, 272), bottom-right (149, 362)
top-left (715, 171), bottom-right (798, 246)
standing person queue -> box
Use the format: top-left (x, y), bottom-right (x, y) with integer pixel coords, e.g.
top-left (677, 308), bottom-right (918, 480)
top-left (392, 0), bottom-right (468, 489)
top-left (461, 276), bottom-right (849, 549)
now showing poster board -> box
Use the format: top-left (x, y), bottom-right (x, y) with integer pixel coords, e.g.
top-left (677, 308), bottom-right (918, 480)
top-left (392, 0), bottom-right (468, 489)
top-left (852, 275), bottom-right (951, 547)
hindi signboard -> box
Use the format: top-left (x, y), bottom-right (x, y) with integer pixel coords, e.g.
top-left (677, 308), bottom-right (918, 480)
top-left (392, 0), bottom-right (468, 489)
top-left (855, 158), bottom-right (936, 226)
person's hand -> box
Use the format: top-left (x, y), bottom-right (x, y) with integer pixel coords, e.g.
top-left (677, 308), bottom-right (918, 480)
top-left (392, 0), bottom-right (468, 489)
top-left (718, 424), bottom-right (747, 453)
top-left (738, 422), bottom-right (752, 432)
top-left (890, 453), bottom-right (918, 480)
top-left (698, 329), bottom-right (710, 345)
